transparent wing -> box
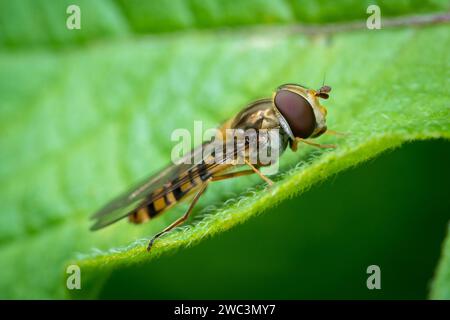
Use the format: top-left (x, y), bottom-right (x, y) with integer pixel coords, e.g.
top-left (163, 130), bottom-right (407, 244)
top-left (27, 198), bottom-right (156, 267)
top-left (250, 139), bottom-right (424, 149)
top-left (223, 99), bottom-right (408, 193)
top-left (90, 143), bottom-right (207, 230)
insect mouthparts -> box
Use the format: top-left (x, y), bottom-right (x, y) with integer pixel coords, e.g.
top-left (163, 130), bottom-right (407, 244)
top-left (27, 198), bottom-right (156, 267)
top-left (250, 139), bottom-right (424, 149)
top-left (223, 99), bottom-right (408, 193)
top-left (316, 85), bottom-right (331, 99)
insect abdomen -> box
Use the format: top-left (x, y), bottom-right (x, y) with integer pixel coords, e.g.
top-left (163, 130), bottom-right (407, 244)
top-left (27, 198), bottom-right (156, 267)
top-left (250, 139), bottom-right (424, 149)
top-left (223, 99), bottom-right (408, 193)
top-left (129, 163), bottom-right (211, 224)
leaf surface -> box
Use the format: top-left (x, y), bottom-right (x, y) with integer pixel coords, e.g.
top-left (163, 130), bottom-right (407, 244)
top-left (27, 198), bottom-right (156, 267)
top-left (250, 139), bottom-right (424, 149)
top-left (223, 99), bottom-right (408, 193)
top-left (0, 0), bottom-right (449, 298)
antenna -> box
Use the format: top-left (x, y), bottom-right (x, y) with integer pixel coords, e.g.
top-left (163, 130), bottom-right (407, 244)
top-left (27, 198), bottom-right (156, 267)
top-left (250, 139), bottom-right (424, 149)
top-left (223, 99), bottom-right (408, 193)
top-left (316, 73), bottom-right (331, 99)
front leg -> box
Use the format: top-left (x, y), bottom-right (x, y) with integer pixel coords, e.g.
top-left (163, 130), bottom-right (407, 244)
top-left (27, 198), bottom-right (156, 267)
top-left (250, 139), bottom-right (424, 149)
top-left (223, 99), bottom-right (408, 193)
top-left (244, 159), bottom-right (274, 186)
top-left (324, 129), bottom-right (348, 137)
top-left (290, 138), bottom-right (336, 151)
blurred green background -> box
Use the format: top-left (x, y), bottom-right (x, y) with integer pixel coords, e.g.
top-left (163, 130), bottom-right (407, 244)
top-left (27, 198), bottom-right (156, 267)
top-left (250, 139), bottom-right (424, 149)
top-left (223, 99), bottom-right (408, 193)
top-left (0, 0), bottom-right (449, 299)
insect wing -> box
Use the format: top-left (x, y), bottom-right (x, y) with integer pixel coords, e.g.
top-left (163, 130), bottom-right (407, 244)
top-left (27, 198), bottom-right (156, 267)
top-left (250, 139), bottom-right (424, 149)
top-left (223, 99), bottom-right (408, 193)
top-left (90, 144), bottom-right (207, 230)
top-left (90, 98), bottom-right (277, 231)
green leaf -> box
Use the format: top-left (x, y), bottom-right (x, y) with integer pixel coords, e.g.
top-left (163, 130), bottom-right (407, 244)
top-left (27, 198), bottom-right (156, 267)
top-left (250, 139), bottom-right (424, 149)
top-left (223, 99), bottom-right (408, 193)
top-left (0, 0), bottom-right (449, 299)
top-left (431, 225), bottom-right (450, 299)
top-left (2, 0), bottom-right (449, 48)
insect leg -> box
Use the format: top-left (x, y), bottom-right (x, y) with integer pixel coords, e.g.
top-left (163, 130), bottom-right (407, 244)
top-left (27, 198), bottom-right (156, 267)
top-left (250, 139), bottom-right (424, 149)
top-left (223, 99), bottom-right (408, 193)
top-left (324, 129), bottom-right (348, 136)
top-left (244, 159), bottom-right (274, 186)
top-left (295, 138), bottom-right (336, 149)
top-left (147, 179), bottom-right (210, 252)
top-left (211, 169), bottom-right (255, 182)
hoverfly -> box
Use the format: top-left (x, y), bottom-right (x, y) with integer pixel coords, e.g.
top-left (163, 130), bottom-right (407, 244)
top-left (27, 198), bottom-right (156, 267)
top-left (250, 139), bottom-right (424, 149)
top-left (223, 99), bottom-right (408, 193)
top-left (91, 84), bottom-right (334, 252)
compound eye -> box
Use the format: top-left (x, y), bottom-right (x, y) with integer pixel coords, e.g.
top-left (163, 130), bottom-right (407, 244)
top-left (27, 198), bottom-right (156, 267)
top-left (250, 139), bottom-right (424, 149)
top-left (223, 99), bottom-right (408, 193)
top-left (274, 90), bottom-right (316, 139)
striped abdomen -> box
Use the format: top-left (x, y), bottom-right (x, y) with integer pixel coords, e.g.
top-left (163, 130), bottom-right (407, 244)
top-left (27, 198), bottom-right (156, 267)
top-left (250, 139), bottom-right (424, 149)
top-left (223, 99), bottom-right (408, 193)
top-left (128, 162), bottom-right (212, 224)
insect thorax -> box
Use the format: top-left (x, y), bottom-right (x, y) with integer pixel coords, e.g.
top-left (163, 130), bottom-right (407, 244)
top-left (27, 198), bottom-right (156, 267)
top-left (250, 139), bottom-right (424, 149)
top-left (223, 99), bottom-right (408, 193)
top-left (219, 99), bottom-right (290, 167)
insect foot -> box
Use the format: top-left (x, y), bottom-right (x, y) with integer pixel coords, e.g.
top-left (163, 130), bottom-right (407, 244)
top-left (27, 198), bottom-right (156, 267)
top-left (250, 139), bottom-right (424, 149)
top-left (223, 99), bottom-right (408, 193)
top-left (147, 238), bottom-right (157, 252)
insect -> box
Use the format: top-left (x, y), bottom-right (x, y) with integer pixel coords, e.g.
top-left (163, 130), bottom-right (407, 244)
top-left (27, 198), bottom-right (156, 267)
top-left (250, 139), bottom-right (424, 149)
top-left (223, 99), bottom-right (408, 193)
top-left (91, 83), bottom-right (335, 252)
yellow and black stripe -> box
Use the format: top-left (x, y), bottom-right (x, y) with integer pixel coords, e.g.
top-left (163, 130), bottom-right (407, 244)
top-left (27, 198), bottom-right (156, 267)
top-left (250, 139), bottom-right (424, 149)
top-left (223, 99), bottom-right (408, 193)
top-left (129, 162), bottom-right (212, 224)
